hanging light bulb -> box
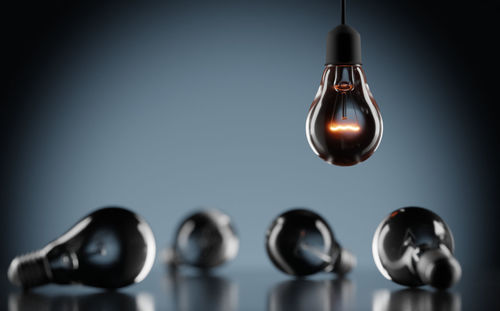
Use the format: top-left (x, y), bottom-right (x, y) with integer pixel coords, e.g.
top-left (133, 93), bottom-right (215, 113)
top-left (306, 0), bottom-right (383, 166)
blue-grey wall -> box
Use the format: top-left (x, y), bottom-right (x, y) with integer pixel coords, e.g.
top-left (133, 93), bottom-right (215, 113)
top-left (2, 0), bottom-right (492, 274)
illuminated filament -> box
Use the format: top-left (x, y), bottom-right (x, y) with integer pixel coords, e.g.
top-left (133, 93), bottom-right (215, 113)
top-left (329, 123), bottom-right (361, 132)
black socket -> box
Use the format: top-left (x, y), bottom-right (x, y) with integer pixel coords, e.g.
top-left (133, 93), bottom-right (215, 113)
top-left (325, 24), bottom-right (362, 65)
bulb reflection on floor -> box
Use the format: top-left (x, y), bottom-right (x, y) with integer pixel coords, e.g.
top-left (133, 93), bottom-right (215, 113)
top-left (372, 288), bottom-right (461, 311)
top-left (8, 292), bottom-right (155, 311)
top-left (267, 278), bottom-right (355, 311)
top-left (164, 265), bottom-right (238, 311)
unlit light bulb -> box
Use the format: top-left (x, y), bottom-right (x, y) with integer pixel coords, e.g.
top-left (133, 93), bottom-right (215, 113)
top-left (8, 207), bottom-right (156, 289)
top-left (164, 209), bottom-right (239, 269)
top-left (265, 208), bottom-right (355, 276)
top-left (372, 207), bottom-right (461, 289)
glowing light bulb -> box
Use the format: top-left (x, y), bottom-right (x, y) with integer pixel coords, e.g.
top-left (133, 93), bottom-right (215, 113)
top-left (8, 207), bottom-right (156, 289)
top-left (306, 0), bottom-right (383, 166)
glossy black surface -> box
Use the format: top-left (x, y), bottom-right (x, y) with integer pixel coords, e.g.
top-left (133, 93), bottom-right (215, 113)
top-left (268, 278), bottom-right (355, 311)
top-left (4, 266), bottom-right (500, 310)
top-left (8, 207), bottom-right (156, 289)
top-left (372, 288), bottom-right (461, 311)
top-left (372, 207), bottom-right (459, 288)
top-left (169, 209), bottom-right (239, 269)
top-left (265, 209), bottom-right (341, 276)
top-left (8, 292), bottom-right (152, 311)
top-left (166, 268), bottom-right (238, 311)
top-left (306, 65), bottom-right (383, 166)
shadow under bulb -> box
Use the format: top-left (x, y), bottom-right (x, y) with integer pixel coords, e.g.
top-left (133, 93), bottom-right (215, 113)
top-left (306, 1), bottom-right (382, 166)
top-left (8, 207), bottom-right (156, 289)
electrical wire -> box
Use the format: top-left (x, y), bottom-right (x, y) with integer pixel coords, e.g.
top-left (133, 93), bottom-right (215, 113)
top-left (341, 0), bottom-right (346, 25)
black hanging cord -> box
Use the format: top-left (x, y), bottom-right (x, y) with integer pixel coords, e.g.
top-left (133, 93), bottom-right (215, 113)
top-left (326, 0), bottom-right (362, 65)
top-left (341, 0), bottom-right (346, 25)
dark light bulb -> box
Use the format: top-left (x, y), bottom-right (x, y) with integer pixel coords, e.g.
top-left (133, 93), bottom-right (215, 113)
top-left (165, 209), bottom-right (239, 269)
top-left (306, 1), bottom-right (383, 166)
top-left (8, 207), bottom-right (156, 289)
top-left (265, 209), bottom-right (355, 276)
top-left (372, 207), bottom-right (461, 289)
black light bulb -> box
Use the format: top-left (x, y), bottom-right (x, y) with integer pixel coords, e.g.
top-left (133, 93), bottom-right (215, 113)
top-left (372, 207), bottom-right (461, 289)
top-left (165, 209), bottom-right (239, 269)
top-left (306, 0), bottom-right (383, 166)
top-left (8, 207), bottom-right (156, 289)
top-left (265, 209), bottom-right (355, 276)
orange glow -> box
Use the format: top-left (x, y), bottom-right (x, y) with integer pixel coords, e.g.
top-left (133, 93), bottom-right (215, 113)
top-left (329, 123), bottom-right (361, 132)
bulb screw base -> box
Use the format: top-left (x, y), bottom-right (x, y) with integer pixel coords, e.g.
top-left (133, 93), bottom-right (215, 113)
top-left (333, 248), bottom-right (357, 275)
top-left (416, 248), bottom-right (462, 289)
top-left (8, 250), bottom-right (51, 289)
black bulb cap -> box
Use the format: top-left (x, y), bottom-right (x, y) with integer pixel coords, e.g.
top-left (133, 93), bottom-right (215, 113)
top-left (325, 24), bottom-right (362, 65)
top-left (416, 249), bottom-right (462, 289)
top-left (332, 248), bottom-right (356, 275)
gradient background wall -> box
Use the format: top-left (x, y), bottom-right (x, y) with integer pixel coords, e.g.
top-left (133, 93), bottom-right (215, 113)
top-left (1, 0), bottom-right (498, 290)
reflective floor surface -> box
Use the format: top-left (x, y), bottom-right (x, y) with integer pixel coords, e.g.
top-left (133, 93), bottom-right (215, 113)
top-left (3, 266), bottom-right (499, 310)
